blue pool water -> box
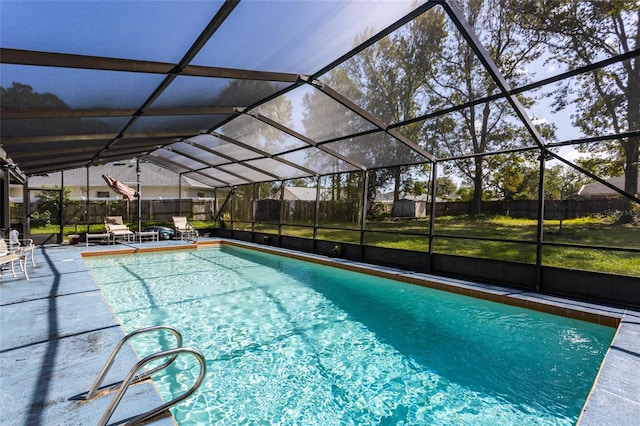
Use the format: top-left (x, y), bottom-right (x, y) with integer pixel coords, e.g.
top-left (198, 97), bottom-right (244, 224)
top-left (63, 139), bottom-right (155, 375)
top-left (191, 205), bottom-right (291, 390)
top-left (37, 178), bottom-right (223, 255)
top-left (85, 246), bottom-right (615, 425)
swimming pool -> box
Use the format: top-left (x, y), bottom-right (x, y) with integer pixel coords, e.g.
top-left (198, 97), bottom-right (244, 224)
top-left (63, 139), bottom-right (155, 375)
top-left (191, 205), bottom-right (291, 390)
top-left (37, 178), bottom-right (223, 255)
top-left (85, 245), bottom-right (615, 425)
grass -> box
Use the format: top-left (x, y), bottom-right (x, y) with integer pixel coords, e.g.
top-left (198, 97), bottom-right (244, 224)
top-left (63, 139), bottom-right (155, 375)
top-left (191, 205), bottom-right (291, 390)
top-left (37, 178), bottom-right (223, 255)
top-left (284, 215), bottom-right (639, 276)
top-left (30, 215), bottom-right (639, 277)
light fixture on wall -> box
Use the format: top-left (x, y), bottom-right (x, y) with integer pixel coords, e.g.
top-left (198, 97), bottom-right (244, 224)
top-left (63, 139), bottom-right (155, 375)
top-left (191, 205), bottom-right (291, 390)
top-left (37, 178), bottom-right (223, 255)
top-left (1, 163), bottom-right (18, 170)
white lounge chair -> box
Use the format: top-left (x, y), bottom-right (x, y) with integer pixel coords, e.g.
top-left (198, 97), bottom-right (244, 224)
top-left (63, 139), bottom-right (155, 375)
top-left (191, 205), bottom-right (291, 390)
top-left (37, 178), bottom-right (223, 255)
top-left (172, 216), bottom-right (198, 240)
top-left (104, 216), bottom-right (134, 243)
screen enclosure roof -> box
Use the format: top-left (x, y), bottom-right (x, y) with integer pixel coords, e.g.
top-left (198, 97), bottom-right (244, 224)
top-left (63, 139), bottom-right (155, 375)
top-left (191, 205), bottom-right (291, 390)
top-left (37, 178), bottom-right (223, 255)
top-left (0, 0), bottom-right (619, 189)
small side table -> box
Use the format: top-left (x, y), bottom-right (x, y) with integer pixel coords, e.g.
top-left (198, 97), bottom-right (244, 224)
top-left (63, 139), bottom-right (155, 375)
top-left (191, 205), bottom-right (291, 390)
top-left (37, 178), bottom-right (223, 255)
top-left (135, 230), bottom-right (158, 243)
top-left (86, 233), bottom-right (111, 246)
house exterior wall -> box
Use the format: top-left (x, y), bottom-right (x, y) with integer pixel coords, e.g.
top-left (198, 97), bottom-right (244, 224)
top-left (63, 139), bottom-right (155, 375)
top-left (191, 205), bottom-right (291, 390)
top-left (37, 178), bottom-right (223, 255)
top-left (9, 184), bottom-right (214, 201)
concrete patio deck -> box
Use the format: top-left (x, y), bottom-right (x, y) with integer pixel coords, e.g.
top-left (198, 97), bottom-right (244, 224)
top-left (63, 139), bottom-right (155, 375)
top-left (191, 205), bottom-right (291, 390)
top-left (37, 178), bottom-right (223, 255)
top-left (1, 238), bottom-right (638, 425)
top-left (0, 241), bottom-right (183, 426)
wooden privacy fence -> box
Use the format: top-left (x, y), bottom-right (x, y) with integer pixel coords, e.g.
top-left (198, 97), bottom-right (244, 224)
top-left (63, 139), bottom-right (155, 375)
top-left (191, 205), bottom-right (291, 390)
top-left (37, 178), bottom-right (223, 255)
top-left (252, 199), bottom-right (361, 223)
top-left (434, 198), bottom-right (634, 220)
top-left (13, 197), bottom-right (634, 227)
top-left (62, 199), bottom-right (215, 224)
top-left (254, 198), bottom-right (634, 222)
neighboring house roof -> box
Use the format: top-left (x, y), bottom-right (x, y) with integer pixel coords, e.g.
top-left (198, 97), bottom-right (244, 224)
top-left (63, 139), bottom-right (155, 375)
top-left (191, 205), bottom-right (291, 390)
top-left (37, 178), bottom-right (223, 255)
top-left (27, 162), bottom-right (211, 189)
top-left (578, 175), bottom-right (639, 198)
top-left (285, 187), bottom-right (318, 201)
top-left (276, 187), bottom-right (336, 201)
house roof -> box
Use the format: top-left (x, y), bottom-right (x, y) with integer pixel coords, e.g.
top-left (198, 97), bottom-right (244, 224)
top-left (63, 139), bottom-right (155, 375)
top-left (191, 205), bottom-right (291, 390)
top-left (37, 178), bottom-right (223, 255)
top-left (578, 175), bottom-right (640, 198)
top-left (282, 186), bottom-right (338, 201)
top-left (284, 187), bottom-right (320, 201)
top-left (27, 162), bottom-right (211, 189)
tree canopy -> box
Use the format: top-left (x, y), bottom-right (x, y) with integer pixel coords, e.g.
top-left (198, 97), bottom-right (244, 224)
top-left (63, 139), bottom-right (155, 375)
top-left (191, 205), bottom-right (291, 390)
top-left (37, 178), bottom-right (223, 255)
top-left (518, 0), bottom-right (639, 197)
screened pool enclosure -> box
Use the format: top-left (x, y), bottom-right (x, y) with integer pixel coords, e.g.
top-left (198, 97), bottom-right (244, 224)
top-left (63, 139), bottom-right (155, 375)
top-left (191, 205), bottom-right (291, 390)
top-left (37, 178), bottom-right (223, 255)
top-left (1, 0), bottom-right (639, 306)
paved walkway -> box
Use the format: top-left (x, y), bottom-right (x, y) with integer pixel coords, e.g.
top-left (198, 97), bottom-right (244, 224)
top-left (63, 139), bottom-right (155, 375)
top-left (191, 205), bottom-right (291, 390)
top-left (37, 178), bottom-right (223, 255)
top-left (1, 239), bottom-right (638, 425)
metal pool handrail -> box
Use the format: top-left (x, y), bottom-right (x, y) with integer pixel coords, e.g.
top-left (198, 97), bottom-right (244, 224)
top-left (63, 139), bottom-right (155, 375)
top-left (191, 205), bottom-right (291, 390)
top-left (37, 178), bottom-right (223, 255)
top-left (82, 325), bottom-right (183, 400)
top-left (98, 347), bottom-right (206, 426)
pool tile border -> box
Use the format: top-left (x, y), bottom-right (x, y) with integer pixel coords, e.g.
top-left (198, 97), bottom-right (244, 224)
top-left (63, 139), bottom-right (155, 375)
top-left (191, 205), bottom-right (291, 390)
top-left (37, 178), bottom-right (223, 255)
top-left (80, 243), bottom-right (200, 257)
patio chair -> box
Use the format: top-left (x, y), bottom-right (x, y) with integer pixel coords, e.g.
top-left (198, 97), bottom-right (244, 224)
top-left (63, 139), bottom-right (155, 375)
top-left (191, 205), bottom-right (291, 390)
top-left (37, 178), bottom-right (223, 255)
top-left (6, 229), bottom-right (36, 268)
top-left (0, 238), bottom-right (28, 280)
top-left (104, 216), bottom-right (134, 243)
top-left (172, 216), bottom-right (198, 240)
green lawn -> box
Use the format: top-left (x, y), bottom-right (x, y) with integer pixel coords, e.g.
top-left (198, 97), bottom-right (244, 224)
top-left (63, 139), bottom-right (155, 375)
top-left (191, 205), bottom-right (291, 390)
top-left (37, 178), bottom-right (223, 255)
top-left (31, 215), bottom-right (639, 277)
top-left (280, 216), bottom-right (639, 277)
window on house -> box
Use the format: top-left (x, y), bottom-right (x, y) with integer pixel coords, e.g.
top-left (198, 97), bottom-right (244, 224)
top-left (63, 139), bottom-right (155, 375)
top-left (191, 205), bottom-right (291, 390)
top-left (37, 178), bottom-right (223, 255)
top-left (96, 191), bottom-right (110, 198)
top-left (197, 192), bottom-right (205, 197)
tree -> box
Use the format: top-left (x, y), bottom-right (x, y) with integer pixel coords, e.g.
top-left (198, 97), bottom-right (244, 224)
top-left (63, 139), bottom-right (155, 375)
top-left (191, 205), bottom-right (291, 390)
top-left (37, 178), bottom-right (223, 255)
top-left (33, 186), bottom-right (73, 226)
top-left (256, 182), bottom-right (280, 199)
top-left (0, 82), bottom-right (68, 109)
top-left (304, 8), bottom-right (448, 209)
top-left (318, 171), bottom-right (364, 225)
top-left (423, 0), bottom-right (550, 215)
top-left (545, 165), bottom-right (588, 200)
top-left (456, 185), bottom-right (475, 202)
top-left (286, 178), bottom-right (316, 188)
top-left (346, 11), bottom-right (446, 206)
top-left (435, 176), bottom-right (458, 200)
top-left (218, 80), bottom-right (293, 153)
top-left (544, 164), bottom-right (590, 234)
top-left (487, 153), bottom-right (540, 200)
top-left (404, 179), bottom-right (429, 197)
top-left (519, 0), bottom-right (639, 204)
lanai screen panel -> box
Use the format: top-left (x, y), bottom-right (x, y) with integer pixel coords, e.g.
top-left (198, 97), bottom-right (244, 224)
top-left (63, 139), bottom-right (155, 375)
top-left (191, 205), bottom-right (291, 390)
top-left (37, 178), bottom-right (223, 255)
top-left (245, 158), bottom-right (315, 180)
top-left (150, 148), bottom-right (210, 171)
top-left (9, 139), bottom-right (112, 158)
top-left (395, 102), bottom-right (543, 158)
top-left (143, 154), bottom-right (196, 175)
top-left (0, 65), bottom-right (164, 110)
top-left (150, 76), bottom-right (293, 109)
top-left (167, 142), bottom-right (229, 167)
top-left (218, 163), bottom-right (276, 183)
top-left (184, 172), bottom-right (230, 188)
top-left (1, 1), bottom-right (223, 62)
top-left (114, 137), bottom-right (182, 153)
top-left (2, 117), bottom-right (130, 138)
top-left (315, 3), bottom-right (504, 130)
top-left (196, 167), bottom-right (250, 186)
top-left (324, 132), bottom-right (431, 168)
top-left (252, 85), bottom-right (378, 142)
top-left (186, 134), bottom-right (262, 162)
top-left (216, 114), bottom-right (310, 154)
top-left (128, 115), bottom-right (231, 134)
top-left (191, 0), bottom-right (428, 74)
top-left (278, 149), bottom-right (360, 176)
